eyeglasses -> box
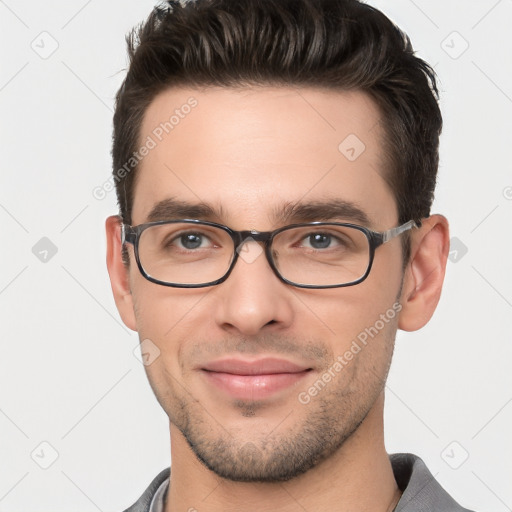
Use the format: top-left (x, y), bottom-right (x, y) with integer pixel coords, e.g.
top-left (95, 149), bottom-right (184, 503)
top-left (121, 219), bottom-right (418, 289)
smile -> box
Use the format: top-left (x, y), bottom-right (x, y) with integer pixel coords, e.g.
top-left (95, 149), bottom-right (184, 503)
top-left (200, 358), bottom-right (313, 400)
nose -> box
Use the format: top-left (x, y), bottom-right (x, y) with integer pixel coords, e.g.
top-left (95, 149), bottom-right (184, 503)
top-left (213, 239), bottom-right (294, 336)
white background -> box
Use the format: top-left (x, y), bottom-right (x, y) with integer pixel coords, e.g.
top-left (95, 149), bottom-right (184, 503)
top-left (0, 0), bottom-right (511, 510)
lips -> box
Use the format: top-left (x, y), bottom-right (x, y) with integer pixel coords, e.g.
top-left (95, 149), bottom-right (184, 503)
top-left (202, 358), bottom-right (310, 375)
top-left (200, 357), bottom-right (312, 400)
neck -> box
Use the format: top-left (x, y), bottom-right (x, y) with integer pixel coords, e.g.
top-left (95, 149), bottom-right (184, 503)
top-left (165, 393), bottom-right (400, 512)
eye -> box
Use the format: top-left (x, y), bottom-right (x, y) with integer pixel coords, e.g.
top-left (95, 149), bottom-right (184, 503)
top-left (169, 231), bottom-right (213, 250)
top-left (180, 233), bottom-right (205, 249)
top-left (300, 232), bottom-right (343, 250)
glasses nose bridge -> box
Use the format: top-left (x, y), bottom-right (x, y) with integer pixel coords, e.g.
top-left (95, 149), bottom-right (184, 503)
top-left (232, 229), bottom-right (276, 275)
top-left (236, 229), bottom-right (273, 246)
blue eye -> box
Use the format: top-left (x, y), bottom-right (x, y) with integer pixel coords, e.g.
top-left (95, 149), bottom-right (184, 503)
top-left (307, 233), bottom-right (332, 249)
top-left (179, 233), bottom-right (204, 249)
top-left (301, 232), bottom-right (344, 250)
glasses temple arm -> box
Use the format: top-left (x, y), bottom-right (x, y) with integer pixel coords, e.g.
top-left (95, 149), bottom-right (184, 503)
top-left (121, 223), bottom-right (136, 245)
top-left (381, 220), bottom-right (419, 243)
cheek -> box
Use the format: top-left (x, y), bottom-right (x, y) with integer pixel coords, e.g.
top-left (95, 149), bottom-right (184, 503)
top-left (131, 281), bottom-right (215, 360)
top-left (300, 262), bottom-right (402, 360)
top-left (325, 299), bottom-right (399, 398)
top-left (131, 288), bottom-right (204, 396)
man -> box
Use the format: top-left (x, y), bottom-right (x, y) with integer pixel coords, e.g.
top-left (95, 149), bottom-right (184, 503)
top-left (105, 0), bottom-right (476, 510)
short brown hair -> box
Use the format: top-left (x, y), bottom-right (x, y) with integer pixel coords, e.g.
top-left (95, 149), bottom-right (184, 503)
top-left (112, 0), bottom-right (442, 234)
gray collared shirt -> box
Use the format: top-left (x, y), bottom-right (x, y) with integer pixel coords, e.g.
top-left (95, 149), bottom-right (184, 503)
top-left (123, 453), bottom-right (477, 512)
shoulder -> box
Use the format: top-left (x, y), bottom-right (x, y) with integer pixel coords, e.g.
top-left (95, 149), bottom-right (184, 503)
top-left (122, 468), bottom-right (170, 512)
top-left (390, 453), bottom-right (477, 512)
top-left (123, 457), bottom-right (480, 512)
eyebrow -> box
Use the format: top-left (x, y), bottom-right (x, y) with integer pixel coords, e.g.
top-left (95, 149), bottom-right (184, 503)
top-left (274, 199), bottom-right (371, 226)
top-left (146, 198), bottom-right (225, 223)
top-left (145, 197), bottom-right (371, 226)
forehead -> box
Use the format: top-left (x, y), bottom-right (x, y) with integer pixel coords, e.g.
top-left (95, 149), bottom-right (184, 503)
top-left (132, 86), bottom-right (397, 228)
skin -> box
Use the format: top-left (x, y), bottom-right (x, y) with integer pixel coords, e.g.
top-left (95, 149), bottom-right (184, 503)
top-left (106, 86), bottom-right (449, 512)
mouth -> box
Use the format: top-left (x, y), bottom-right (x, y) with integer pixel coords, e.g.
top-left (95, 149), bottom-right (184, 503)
top-left (200, 357), bottom-right (313, 401)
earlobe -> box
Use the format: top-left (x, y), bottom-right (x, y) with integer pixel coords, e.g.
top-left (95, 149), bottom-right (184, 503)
top-left (398, 215), bottom-right (450, 332)
top-left (105, 215), bottom-right (138, 331)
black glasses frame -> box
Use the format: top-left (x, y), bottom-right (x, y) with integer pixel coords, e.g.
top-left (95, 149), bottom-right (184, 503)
top-left (122, 219), bottom-right (418, 289)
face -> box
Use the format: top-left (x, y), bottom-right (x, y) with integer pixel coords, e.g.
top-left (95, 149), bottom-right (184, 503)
top-left (114, 86), bottom-right (408, 481)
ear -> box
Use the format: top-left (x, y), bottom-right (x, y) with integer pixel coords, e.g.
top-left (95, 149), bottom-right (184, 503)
top-left (398, 214), bottom-right (450, 332)
top-left (105, 215), bottom-right (137, 331)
